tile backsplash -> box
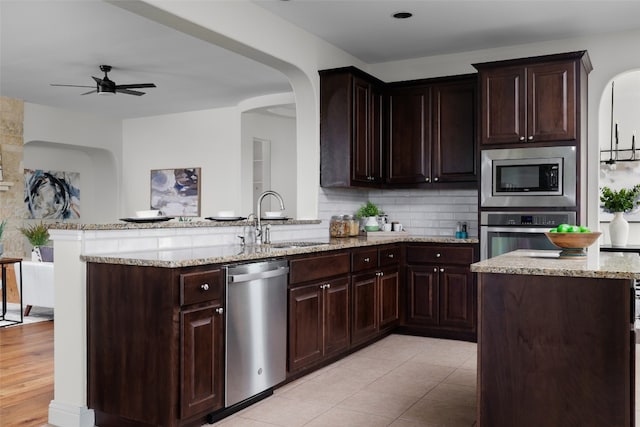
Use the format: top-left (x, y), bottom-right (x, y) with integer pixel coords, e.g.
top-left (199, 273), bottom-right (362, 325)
top-left (319, 187), bottom-right (478, 237)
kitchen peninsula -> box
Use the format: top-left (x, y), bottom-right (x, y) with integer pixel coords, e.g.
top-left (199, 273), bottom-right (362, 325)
top-left (471, 250), bottom-right (640, 427)
top-left (49, 221), bottom-right (479, 427)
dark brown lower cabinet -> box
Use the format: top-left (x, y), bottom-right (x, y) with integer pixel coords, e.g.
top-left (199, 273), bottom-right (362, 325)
top-left (478, 273), bottom-right (634, 427)
top-left (87, 262), bottom-right (225, 427)
top-left (352, 267), bottom-right (400, 346)
top-left (404, 244), bottom-right (477, 341)
top-left (288, 276), bottom-right (350, 373)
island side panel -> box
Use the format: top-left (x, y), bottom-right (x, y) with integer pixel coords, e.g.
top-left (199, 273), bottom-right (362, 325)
top-left (477, 272), bottom-right (633, 427)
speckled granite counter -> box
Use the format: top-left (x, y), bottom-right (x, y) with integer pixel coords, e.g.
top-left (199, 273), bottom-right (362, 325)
top-left (81, 236), bottom-right (479, 268)
top-left (48, 218), bottom-right (321, 230)
top-left (471, 249), bottom-right (640, 280)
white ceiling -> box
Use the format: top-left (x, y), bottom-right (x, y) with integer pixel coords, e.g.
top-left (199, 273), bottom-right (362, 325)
top-left (2, 0), bottom-right (640, 120)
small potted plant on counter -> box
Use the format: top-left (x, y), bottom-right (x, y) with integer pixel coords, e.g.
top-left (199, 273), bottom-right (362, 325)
top-left (600, 184), bottom-right (640, 247)
top-left (356, 201), bottom-right (382, 231)
top-left (19, 222), bottom-right (52, 261)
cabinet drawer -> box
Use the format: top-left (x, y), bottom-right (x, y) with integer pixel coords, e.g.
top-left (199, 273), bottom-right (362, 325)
top-left (406, 245), bottom-right (474, 265)
top-left (289, 252), bottom-right (350, 285)
top-left (379, 246), bottom-right (401, 267)
top-left (352, 248), bottom-right (379, 273)
top-left (180, 269), bottom-right (223, 306)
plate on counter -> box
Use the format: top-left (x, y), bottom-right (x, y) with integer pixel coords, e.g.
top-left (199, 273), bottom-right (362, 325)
top-left (206, 216), bottom-right (247, 221)
top-left (261, 217), bottom-right (290, 221)
top-left (120, 216), bottom-right (174, 223)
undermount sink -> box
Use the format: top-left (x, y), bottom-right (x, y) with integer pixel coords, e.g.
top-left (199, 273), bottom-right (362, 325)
top-left (268, 241), bottom-right (330, 249)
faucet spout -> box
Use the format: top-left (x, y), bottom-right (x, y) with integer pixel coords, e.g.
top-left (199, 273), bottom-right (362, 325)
top-left (256, 190), bottom-right (285, 244)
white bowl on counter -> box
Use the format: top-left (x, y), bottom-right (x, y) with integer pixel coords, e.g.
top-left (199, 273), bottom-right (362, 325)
top-left (264, 211), bottom-right (284, 218)
top-left (217, 210), bottom-right (236, 218)
top-left (135, 210), bottom-right (161, 218)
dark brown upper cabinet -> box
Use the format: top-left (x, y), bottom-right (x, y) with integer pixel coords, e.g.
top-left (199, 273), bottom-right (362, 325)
top-left (320, 67), bottom-right (383, 187)
top-left (387, 75), bottom-right (478, 186)
top-left (473, 51), bottom-right (592, 147)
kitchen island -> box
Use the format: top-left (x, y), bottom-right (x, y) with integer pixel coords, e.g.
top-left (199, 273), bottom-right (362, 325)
top-left (471, 250), bottom-right (640, 427)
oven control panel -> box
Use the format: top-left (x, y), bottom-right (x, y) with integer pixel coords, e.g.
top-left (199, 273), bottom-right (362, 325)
top-left (481, 211), bottom-right (577, 227)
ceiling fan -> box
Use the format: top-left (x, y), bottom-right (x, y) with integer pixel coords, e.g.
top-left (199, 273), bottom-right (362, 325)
top-left (50, 65), bottom-right (156, 96)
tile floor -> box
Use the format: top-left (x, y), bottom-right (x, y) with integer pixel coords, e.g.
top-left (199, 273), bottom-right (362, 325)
top-left (209, 335), bottom-right (640, 427)
top-left (209, 334), bottom-right (478, 427)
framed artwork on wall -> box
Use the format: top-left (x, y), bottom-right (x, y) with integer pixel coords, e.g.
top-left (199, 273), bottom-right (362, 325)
top-left (24, 169), bottom-right (81, 219)
top-left (150, 167), bottom-right (201, 217)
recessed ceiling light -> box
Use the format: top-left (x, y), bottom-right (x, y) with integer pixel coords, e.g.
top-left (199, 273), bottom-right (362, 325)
top-left (392, 11), bottom-right (413, 19)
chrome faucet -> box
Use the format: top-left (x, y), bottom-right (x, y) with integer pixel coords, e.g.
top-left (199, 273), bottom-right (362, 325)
top-left (256, 190), bottom-right (285, 244)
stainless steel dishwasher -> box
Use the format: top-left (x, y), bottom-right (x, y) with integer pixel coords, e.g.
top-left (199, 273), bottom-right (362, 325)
top-left (224, 258), bottom-right (289, 407)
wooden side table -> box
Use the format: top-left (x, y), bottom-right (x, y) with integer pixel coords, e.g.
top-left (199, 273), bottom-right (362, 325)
top-left (1, 257), bottom-right (23, 327)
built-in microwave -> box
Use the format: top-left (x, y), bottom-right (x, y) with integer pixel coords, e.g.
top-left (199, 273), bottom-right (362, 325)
top-left (481, 146), bottom-right (577, 208)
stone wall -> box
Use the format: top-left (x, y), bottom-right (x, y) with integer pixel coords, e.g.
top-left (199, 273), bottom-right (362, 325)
top-left (0, 97), bottom-right (25, 258)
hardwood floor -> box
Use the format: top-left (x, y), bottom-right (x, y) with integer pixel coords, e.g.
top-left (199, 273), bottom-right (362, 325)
top-left (0, 321), bottom-right (54, 427)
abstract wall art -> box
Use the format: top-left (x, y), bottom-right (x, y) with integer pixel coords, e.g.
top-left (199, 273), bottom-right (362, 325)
top-left (150, 167), bottom-right (201, 217)
top-left (24, 169), bottom-right (80, 219)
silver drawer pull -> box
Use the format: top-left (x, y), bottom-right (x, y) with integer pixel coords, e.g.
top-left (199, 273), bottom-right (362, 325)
top-left (440, 268), bottom-right (445, 272)
top-left (436, 253), bottom-right (441, 258)
top-left (364, 257), bottom-right (370, 262)
top-left (201, 283), bottom-right (210, 291)
top-left (434, 267), bottom-right (438, 272)
top-left (216, 307), bottom-right (224, 314)
top-left (388, 254), bottom-right (394, 259)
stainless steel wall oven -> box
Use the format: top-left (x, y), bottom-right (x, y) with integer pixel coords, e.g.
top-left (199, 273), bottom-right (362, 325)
top-left (480, 211), bottom-right (577, 260)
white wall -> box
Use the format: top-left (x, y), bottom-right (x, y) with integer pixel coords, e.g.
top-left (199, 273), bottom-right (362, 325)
top-left (241, 111), bottom-right (297, 218)
top-left (23, 103), bottom-right (122, 223)
top-left (122, 107), bottom-right (241, 218)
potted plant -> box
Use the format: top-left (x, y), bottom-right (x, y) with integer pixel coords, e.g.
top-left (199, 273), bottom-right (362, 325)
top-left (600, 184), bottom-right (640, 247)
top-left (0, 219), bottom-right (6, 256)
top-left (356, 201), bottom-right (381, 231)
top-left (19, 222), bottom-right (51, 261)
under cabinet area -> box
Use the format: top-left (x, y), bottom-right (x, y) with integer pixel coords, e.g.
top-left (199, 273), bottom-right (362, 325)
top-left (473, 50), bottom-right (591, 147)
top-left (87, 263), bottom-right (225, 427)
top-left (404, 243), bottom-right (478, 341)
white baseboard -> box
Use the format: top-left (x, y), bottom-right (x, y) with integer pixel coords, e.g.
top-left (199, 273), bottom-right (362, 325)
top-left (48, 401), bottom-right (95, 427)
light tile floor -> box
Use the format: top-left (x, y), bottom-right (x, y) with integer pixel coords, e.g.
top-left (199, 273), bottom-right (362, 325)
top-left (209, 334), bottom-right (478, 427)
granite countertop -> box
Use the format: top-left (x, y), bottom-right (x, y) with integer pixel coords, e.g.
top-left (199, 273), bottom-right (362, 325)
top-left (81, 235), bottom-right (479, 268)
top-left (471, 249), bottom-right (640, 280)
top-left (48, 218), bottom-right (321, 230)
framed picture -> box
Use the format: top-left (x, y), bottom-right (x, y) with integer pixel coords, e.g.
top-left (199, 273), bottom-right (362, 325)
top-left (24, 169), bottom-right (80, 219)
top-left (599, 162), bottom-right (640, 222)
top-left (150, 167), bottom-right (201, 217)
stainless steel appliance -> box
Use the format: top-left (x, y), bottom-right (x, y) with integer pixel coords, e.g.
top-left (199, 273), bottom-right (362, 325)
top-left (480, 211), bottom-right (576, 260)
top-left (224, 259), bottom-right (289, 407)
top-left (481, 146), bottom-right (577, 208)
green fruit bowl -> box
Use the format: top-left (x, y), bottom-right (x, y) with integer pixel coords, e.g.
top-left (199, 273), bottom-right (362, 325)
top-left (544, 231), bottom-right (602, 258)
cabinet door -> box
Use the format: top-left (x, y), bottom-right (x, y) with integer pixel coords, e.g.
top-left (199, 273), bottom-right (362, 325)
top-left (387, 87), bottom-right (432, 184)
top-left (479, 66), bottom-right (526, 145)
top-left (352, 78), bottom-right (383, 185)
top-left (324, 277), bottom-right (351, 357)
top-left (527, 61), bottom-right (576, 143)
top-left (181, 305), bottom-right (224, 418)
top-left (351, 272), bottom-right (378, 345)
top-left (378, 268), bottom-right (399, 331)
top-left (289, 283), bottom-right (324, 372)
top-left (432, 79), bottom-right (477, 183)
top-left (438, 265), bottom-right (475, 329)
top-left (406, 266), bottom-right (439, 325)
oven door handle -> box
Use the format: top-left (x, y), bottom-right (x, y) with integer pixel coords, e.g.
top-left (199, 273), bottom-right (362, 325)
top-left (484, 226), bottom-right (551, 234)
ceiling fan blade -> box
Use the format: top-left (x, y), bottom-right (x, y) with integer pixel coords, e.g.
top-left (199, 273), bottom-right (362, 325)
top-left (92, 76), bottom-right (103, 84)
top-left (115, 83), bottom-right (156, 89)
top-left (50, 84), bottom-right (94, 88)
top-left (81, 89), bottom-right (97, 95)
top-left (115, 88), bottom-right (146, 96)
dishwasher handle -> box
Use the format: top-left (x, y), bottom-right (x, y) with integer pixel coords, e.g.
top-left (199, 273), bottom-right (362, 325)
top-left (228, 266), bottom-right (289, 284)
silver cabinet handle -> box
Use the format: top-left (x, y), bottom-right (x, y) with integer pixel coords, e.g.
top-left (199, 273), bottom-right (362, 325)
top-left (434, 177), bottom-right (439, 182)
top-left (326, 283), bottom-right (331, 289)
top-left (440, 268), bottom-right (445, 272)
top-left (388, 253), bottom-right (394, 258)
top-left (425, 177), bottom-right (430, 182)
top-left (216, 307), bottom-right (224, 314)
top-left (519, 136), bottom-right (525, 141)
top-left (436, 253), bottom-right (441, 258)
top-left (433, 267), bottom-right (438, 272)
top-left (201, 283), bottom-right (209, 291)
top-left (364, 257), bottom-right (370, 263)
top-left (528, 136), bottom-right (534, 141)
top-left (380, 271), bottom-right (384, 277)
